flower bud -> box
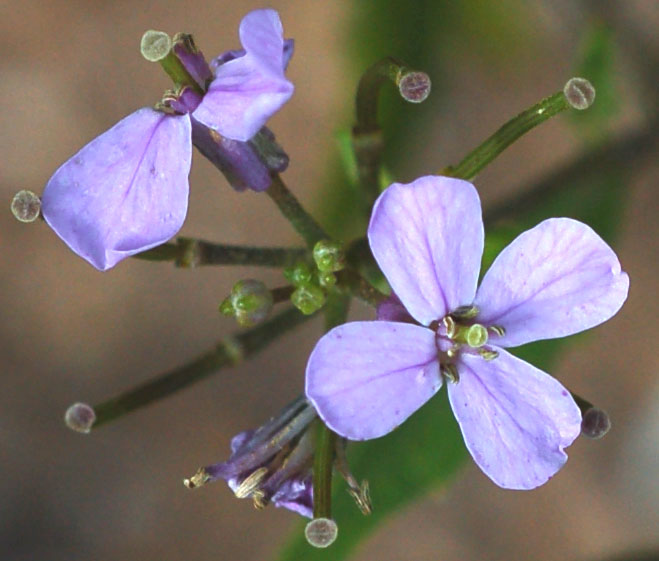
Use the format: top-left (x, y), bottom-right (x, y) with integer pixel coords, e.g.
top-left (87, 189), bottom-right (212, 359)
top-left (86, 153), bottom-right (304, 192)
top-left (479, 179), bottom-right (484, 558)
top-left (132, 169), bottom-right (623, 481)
top-left (563, 77), bottom-right (596, 110)
top-left (292, 284), bottom-right (326, 315)
top-left (221, 279), bottom-right (273, 327)
top-left (64, 402), bottom-right (96, 433)
top-left (11, 190), bottom-right (41, 223)
top-left (305, 517), bottom-right (338, 548)
top-left (313, 240), bottom-right (345, 273)
top-left (284, 262), bottom-right (314, 287)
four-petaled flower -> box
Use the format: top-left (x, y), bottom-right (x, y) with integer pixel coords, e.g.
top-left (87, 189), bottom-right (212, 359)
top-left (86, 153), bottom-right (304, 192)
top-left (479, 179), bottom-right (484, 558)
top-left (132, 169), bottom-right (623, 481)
top-left (41, 9), bottom-right (293, 270)
top-left (305, 175), bottom-right (629, 489)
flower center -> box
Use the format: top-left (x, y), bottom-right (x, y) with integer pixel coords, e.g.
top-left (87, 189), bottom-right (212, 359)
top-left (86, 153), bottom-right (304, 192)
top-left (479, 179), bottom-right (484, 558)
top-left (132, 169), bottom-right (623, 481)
top-left (435, 305), bottom-right (505, 383)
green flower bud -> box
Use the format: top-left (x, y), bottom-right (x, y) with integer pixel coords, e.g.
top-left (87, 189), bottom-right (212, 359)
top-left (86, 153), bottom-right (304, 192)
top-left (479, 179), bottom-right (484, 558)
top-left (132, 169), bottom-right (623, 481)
top-left (318, 271), bottom-right (337, 288)
top-left (284, 262), bottom-right (314, 286)
top-left (313, 240), bottom-right (345, 273)
top-left (221, 279), bottom-right (273, 327)
top-left (291, 284), bottom-right (326, 315)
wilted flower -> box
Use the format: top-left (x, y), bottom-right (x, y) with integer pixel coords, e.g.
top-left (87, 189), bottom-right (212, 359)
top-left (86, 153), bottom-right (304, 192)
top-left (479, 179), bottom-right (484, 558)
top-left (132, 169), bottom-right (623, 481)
top-left (305, 175), bottom-right (629, 489)
top-left (184, 396), bottom-right (316, 517)
top-left (41, 9), bottom-right (293, 270)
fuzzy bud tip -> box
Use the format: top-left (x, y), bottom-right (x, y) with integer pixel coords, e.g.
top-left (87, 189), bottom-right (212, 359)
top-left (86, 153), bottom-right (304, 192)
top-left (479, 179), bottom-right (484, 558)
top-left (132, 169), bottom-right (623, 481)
top-left (141, 30), bottom-right (172, 62)
top-left (581, 407), bottom-right (611, 439)
top-left (11, 190), bottom-right (41, 223)
top-left (563, 77), bottom-right (596, 110)
top-left (64, 402), bottom-right (96, 433)
top-left (305, 517), bottom-right (338, 548)
top-left (398, 71), bottom-right (431, 103)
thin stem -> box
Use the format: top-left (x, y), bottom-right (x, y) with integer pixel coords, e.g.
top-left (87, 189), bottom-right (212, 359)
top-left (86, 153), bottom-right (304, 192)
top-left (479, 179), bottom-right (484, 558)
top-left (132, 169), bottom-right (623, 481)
top-left (445, 91), bottom-right (569, 181)
top-left (312, 419), bottom-right (336, 519)
top-left (483, 122), bottom-right (658, 227)
top-left (266, 174), bottom-right (328, 248)
top-left (90, 307), bottom-right (312, 429)
top-left (353, 57), bottom-right (431, 207)
top-left (134, 237), bottom-right (308, 268)
top-left (337, 268), bottom-right (388, 308)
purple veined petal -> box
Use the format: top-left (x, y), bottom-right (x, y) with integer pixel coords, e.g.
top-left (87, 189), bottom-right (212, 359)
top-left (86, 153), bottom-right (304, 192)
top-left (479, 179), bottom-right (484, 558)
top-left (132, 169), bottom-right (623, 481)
top-left (193, 9), bottom-right (294, 141)
top-left (271, 475), bottom-right (313, 518)
top-left (474, 218), bottom-right (630, 347)
top-left (376, 292), bottom-right (416, 323)
top-left (41, 108), bottom-right (191, 271)
top-left (368, 176), bottom-right (484, 325)
top-left (305, 321), bottom-right (441, 440)
top-left (448, 349), bottom-right (582, 490)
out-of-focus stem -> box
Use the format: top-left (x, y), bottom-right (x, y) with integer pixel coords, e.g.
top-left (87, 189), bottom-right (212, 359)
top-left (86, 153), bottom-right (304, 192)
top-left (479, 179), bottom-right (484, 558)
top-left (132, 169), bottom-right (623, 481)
top-left (266, 174), bottom-right (328, 248)
top-left (134, 237), bottom-right (308, 268)
top-left (86, 307), bottom-right (312, 429)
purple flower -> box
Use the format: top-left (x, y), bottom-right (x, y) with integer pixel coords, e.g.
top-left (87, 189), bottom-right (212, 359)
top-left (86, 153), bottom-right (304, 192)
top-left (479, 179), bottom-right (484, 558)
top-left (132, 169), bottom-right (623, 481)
top-left (184, 396), bottom-right (316, 518)
top-left (41, 9), bottom-right (293, 270)
top-left (305, 175), bottom-right (629, 489)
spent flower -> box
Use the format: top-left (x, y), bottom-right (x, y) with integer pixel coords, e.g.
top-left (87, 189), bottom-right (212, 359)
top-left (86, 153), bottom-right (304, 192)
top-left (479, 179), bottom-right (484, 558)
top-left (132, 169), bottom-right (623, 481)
top-left (305, 175), bottom-right (629, 489)
top-left (41, 9), bottom-right (293, 270)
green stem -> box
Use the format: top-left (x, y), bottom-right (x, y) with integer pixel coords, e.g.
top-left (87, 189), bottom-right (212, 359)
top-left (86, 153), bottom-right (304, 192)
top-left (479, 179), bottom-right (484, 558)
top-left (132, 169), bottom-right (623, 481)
top-left (312, 419), bottom-right (336, 519)
top-left (445, 91), bottom-right (570, 181)
top-left (483, 122), bottom-right (659, 226)
top-left (90, 307), bottom-right (311, 429)
top-left (337, 268), bottom-right (388, 307)
top-left (266, 174), bottom-right (328, 248)
top-left (134, 237), bottom-right (308, 268)
top-left (353, 57), bottom-right (431, 207)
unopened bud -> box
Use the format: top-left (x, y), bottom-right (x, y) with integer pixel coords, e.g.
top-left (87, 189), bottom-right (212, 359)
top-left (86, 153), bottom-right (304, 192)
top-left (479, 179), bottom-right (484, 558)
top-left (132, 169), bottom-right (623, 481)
top-left (581, 407), bottom-right (611, 439)
top-left (11, 190), bottom-right (41, 223)
top-left (398, 71), bottom-right (431, 103)
top-left (291, 284), bottom-right (326, 315)
top-left (563, 77), bottom-right (596, 110)
top-left (284, 262), bottom-right (314, 287)
top-left (220, 279), bottom-right (273, 327)
top-left (305, 517), bottom-right (338, 548)
top-left (64, 402), bottom-right (96, 433)
top-left (313, 240), bottom-right (345, 273)
top-left (141, 30), bottom-right (172, 62)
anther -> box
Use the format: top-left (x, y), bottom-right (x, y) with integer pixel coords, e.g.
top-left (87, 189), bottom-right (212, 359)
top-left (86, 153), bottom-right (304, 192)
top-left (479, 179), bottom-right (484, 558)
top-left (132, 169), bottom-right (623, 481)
top-left (478, 348), bottom-right (499, 361)
top-left (347, 480), bottom-right (372, 515)
top-left (234, 467), bottom-right (268, 498)
top-left (442, 364), bottom-right (459, 383)
top-left (443, 316), bottom-right (456, 339)
top-left (183, 468), bottom-right (211, 489)
top-left (451, 305), bottom-right (479, 320)
top-left (488, 325), bottom-right (506, 337)
top-left (305, 517), bottom-right (338, 548)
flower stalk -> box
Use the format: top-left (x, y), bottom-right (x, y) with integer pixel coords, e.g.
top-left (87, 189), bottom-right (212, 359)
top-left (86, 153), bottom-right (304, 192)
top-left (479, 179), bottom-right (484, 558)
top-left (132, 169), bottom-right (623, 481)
top-left (353, 57), bottom-right (431, 208)
top-left (74, 307), bottom-right (312, 431)
top-left (266, 174), bottom-right (328, 248)
top-left (135, 237), bottom-right (308, 268)
top-left (444, 78), bottom-right (595, 181)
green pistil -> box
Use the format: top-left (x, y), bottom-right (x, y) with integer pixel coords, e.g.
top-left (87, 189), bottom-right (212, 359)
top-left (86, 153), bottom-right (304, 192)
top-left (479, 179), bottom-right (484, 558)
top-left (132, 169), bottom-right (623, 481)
top-left (453, 323), bottom-right (489, 348)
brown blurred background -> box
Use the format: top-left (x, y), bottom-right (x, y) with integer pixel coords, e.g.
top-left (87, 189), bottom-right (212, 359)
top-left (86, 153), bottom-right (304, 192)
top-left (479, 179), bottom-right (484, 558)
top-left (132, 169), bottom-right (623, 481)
top-left (1, 1), bottom-right (657, 560)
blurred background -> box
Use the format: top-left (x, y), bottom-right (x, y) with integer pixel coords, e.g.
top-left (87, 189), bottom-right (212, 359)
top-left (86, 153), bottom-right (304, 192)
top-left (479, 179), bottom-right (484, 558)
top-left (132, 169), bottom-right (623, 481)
top-left (1, 1), bottom-right (657, 560)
